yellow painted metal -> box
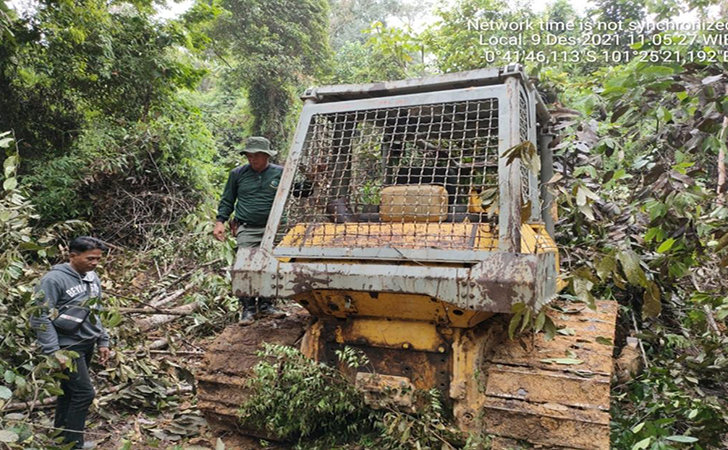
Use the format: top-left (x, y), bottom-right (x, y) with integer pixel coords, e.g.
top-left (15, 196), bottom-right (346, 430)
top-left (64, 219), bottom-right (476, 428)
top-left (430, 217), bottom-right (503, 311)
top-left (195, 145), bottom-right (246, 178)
top-left (335, 318), bottom-right (447, 353)
top-left (449, 320), bottom-right (507, 432)
top-left (303, 290), bottom-right (492, 328)
top-left (299, 317), bottom-right (323, 361)
top-left (279, 222), bottom-right (558, 255)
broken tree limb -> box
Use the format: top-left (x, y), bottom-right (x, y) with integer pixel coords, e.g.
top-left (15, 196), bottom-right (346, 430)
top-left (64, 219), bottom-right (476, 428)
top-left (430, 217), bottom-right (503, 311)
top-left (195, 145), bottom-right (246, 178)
top-left (149, 282), bottom-right (195, 308)
top-left (118, 308), bottom-right (188, 315)
top-left (3, 396), bottom-right (56, 412)
top-left (135, 301), bottom-right (200, 332)
top-left (5, 384), bottom-right (194, 413)
top-left (4, 383), bottom-right (129, 412)
top-left (149, 338), bottom-right (169, 350)
top-left (718, 84), bottom-right (728, 199)
top-left (106, 290), bottom-right (173, 314)
top-left (123, 350), bottom-right (204, 356)
top-left (704, 305), bottom-right (723, 336)
top-left (631, 311), bottom-right (651, 369)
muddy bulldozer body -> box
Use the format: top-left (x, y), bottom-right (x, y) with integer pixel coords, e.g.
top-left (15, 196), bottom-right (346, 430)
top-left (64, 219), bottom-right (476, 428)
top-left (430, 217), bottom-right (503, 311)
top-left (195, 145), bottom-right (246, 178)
top-left (198, 65), bottom-right (617, 450)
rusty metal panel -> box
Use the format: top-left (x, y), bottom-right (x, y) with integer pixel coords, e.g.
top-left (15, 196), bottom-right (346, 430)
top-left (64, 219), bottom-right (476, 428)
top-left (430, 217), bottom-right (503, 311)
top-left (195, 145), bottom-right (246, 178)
top-left (301, 65), bottom-right (551, 125)
top-left (273, 246), bottom-right (496, 263)
top-left (233, 250), bottom-right (557, 313)
top-left (302, 67), bottom-right (507, 102)
top-left (498, 76), bottom-right (523, 252)
top-left (304, 291), bottom-right (492, 328)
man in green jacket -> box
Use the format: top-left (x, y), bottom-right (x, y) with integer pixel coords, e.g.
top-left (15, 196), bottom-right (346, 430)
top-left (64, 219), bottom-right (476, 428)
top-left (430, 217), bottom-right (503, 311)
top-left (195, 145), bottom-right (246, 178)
top-left (213, 136), bottom-right (286, 325)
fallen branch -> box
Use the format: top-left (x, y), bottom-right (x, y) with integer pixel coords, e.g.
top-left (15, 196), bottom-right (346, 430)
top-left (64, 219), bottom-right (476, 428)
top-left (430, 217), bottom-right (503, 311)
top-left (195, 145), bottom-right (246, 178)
top-left (5, 384), bottom-right (194, 412)
top-left (3, 396), bottom-right (56, 412)
top-left (106, 290), bottom-right (173, 314)
top-left (5, 383), bottom-right (129, 412)
top-left (149, 282), bottom-right (195, 308)
top-left (118, 308), bottom-right (188, 315)
top-left (719, 84), bottom-right (728, 198)
top-left (704, 305), bottom-right (723, 336)
top-left (149, 338), bottom-right (169, 350)
top-left (135, 301), bottom-right (200, 332)
top-left (123, 350), bottom-right (204, 356)
top-left (631, 311), bottom-right (651, 369)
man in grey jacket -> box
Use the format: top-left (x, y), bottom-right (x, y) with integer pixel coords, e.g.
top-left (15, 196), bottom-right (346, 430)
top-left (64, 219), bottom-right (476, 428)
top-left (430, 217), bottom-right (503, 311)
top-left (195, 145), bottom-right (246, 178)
top-left (31, 236), bottom-right (111, 449)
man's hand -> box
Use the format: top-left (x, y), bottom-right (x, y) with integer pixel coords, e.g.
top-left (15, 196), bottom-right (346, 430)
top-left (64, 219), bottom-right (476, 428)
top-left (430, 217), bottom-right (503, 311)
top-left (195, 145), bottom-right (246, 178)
top-left (98, 346), bottom-right (110, 365)
top-left (213, 221), bottom-right (227, 242)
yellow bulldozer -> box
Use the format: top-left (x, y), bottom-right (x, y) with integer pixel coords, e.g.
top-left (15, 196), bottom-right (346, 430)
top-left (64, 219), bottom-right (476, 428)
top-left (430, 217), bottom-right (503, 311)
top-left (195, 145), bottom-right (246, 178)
top-left (197, 64), bottom-right (618, 450)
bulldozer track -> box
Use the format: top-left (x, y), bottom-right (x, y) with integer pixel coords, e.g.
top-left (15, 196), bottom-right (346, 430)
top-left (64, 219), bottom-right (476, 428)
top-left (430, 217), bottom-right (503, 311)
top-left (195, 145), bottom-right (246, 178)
top-left (196, 301), bottom-right (618, 450)
top-left (485, 300), bottom-right (619, 450)
top-left (196, 309), bottom-right (310, 437)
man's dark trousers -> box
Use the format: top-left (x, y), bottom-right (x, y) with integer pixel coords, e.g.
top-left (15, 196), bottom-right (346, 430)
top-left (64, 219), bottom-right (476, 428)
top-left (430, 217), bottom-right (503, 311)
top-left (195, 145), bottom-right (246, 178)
top-left (55, 342), bottom-right (96, 448)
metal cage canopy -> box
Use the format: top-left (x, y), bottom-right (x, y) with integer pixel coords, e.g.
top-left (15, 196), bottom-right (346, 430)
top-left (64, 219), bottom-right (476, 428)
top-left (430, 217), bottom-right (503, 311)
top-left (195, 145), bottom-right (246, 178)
top-left (232, 64), bottom-right (558, 312)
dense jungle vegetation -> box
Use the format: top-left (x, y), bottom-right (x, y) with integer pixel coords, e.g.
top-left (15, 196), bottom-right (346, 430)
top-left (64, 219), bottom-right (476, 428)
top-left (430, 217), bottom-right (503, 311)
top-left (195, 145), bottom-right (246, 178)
top-left (1, 0), bottom-right (727, 448)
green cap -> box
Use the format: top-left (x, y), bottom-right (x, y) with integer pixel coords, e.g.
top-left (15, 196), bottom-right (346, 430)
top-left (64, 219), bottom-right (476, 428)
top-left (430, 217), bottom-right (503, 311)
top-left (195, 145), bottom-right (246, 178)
top-left (239, 136), bottom-right (276, 157)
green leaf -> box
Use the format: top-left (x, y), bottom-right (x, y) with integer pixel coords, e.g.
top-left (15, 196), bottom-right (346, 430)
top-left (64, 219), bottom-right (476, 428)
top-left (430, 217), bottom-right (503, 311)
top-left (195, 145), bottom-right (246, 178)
top-left (643, 280), bottom-right (661, 319)
top-left (665, 436), bottom-right (699, 443)
top-left (572, 268), bottom-right (596, 309)
top-left (597, 254), bottom-right (616, 281)
top-left (534, 310), bottom-right (546, 332)
top-left (631, 422), bottom-right (645, 433)
top-left (596, 336), bottom-right (613, 345)
top-left (508, 310), bottom-right (524, 340)
top-left (657, 238), bottom-right (675, 253)
top-left (2, 177), bottom-right (18, 191)
top-left (579, 204), bottom-right (595, 220)
top-left (3, 155), bottom-right (17, 176)
top-left (631, 437), bottom-right (651, 450)
top-left (18, 242), bottom-right (44, 251)
top-left (656, 106), bottom-right (672, 123)
top-left (543, 317), bottom-right (557, 341)
top-left (540, 358), bottom-right (583, 365)
top-left (641, 65), bottom-right (674, 77)
top-left (0, 386), bottom-right (12, 400)
top-left (617, 250), bottom-right (648, 288)
top-left (644, 227), bottom-right (660, 243)
top-left (0, 430), bottom-right (19, 443)
top-left (519, 308), bottom-right (532, 333)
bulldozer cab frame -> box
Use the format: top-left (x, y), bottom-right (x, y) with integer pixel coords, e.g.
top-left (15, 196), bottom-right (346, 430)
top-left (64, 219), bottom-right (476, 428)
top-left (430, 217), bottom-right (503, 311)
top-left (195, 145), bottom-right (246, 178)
top-left (232, 64), bottom-right (558, 314)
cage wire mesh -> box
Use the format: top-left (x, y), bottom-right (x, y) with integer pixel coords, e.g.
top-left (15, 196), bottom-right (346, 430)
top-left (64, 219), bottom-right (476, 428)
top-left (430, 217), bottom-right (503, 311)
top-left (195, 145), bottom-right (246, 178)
top-left (277, 98), bottom-right (504, 251)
